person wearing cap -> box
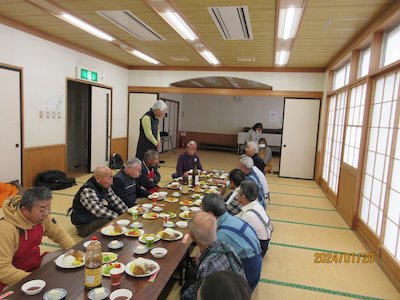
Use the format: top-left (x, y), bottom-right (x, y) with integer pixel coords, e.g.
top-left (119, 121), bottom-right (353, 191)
top-left (136, 100), bottom-right (168, 160)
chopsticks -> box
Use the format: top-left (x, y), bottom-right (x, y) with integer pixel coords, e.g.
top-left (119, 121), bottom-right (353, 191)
top-left (0, 291), bottom-right (14, 299)
top-left (148, 270), bottom-right (159, 283)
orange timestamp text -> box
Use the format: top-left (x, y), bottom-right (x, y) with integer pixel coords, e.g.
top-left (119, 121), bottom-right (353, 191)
top-left (314, 252), bottom-right (375, 264)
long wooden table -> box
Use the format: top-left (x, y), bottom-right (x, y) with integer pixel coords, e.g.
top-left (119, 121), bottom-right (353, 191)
top-left (8, 187), bottom-right (197, 299)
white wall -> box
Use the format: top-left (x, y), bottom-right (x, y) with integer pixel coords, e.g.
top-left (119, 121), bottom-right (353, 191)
top-left (0, 24), bottom-right (129, 148)
top-left (159, 93), bottom-right (183, 131)
top-left (129, 70), bottom-right (325, 91)
top-left (181, 95), bottom-right (284, 134)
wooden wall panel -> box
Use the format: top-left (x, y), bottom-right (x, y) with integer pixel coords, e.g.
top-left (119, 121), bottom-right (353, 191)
top-left (380, 248), bottom-right (400, 291)
top-left (23, 144), bottom-right (66, 188)
top-left (185, 132), bottom-right (237, 148)
top-left (111, 137), bottom-right (128, 162)
top-left (314, 150), bottom-right (322, 182)
top-left (337, 167), bottom-right (357, 227)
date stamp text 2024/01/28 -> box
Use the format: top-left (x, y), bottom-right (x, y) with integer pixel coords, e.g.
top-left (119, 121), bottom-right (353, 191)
top-left (314, 252), bottom-right (375, 264)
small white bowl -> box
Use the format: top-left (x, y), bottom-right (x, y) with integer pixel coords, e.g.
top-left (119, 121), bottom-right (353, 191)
top-left (21, 279), bottom-right (46, 295)
top-left (163, 221), bottom-right (175, 228)
top-left (180, 206), bottom-right (190, 211)
top-left (172, 192), bottom-right (181, 197)
top-left (117, 219), bottom-right (130, 227)
top-left (110, 289), bottom-right (133, 300)
top-left (159, 191), bottom-right (168, 199)
top-left (190, 207), bottom-right (201, 212)
top-left (130, 222), bottom-right (143, 228)
top-left (108, 240), bottom-right (124, 250)
top-left (142, 203), bottom-right (153, 209)
top-left (176, 221), bottom-right (188, 229)
top-left (151, 247), bottom-right (168, 258)
top-left (152, 206), bottom-right (163, 212)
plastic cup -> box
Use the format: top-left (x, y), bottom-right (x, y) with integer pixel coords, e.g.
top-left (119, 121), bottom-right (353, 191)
top-left (181, 185), bottom-right (189, 194)
top-left (131, 210), bottom-right (138, 221)
top-left (152, 195), bottom-right (158, 203)
top-left (163, 215), bottom-right (170, 225)
top-left (145, 236), bottom-right (155, 249)
top-left (110, 268), bottom-right (123, 286)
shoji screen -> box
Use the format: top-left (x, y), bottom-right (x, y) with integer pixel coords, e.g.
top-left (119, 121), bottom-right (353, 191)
top-left (360, 71), bottom-right (400, 237)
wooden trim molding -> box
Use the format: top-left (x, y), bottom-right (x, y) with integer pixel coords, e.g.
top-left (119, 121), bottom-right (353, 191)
top-left (111, 137), bottom-right (128, 162)
top-left (128, 66), bottom-right (326, 73)
top-left (356, 220), bottom-right (380, 253)
top-left (314, 150), bottom-right (322, 182)
top-left (185, 132), bottom-right (237, 148)
top-left (23, 144), bottom-right (66, 188)
top-left (128, 86), bottom-right (324, 98)
top-left (379, 248), bottom-right (400, 291)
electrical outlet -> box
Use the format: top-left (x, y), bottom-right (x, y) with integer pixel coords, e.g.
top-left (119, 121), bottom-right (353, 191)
top-left (46, 111), bottom-right (50, 119)
top-left (52, 111), bottom-right (56, 119)
top-left (39, 111), bottom-right (43, 118)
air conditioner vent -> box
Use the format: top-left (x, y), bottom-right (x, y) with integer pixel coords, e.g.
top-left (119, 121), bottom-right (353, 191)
top-left (208, 6), bottom-right (253, 40)
top-left (169, 56), bottom-right (189, 62)
top-left (237, 56), bottom-right (256, 62)
top-left (97, 10), bottom-right (165, 41)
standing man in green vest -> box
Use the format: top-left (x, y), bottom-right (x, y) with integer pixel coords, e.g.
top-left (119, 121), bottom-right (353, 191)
top-left (136, 100), bottom-right (168, 160)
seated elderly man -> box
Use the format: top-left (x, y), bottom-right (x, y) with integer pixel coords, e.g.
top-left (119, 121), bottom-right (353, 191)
top-left (173, 140), bottom-right (203, 178)
top-left (224, 168), bottom-right (245, 215)
top-left (239, 156), bottom-right (266, 208)
top-left (181, 212), bottom-right (245, 300)
top-left (245, 141), bottom-right (266, 173)
top-left (0, 187), bottom-right (75, 292)
top-left (112, 157), bottom-right (150, 207)
top-left (70, 165), bottom-right (128, 237)
top-left (202, 194), bottom-right (262, 291)
top-left (236, 180), bottom-right (273, 257)
top-left (137, 149), bottom-right (161, 193)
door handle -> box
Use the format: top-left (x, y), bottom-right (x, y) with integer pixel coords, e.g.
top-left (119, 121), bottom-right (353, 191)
top-left (283, 144), bottom-right (286, 147)
top-left (15, 144), bottom-right (19, 148)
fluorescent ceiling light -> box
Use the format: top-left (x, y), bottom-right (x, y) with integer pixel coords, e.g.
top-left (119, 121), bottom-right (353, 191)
top-left (200, 51), bottom-right (220, 65)
top-left (129, 50), bottom-right (160, 64)
top-left (162, 12), bottom-right (198, 41)
top-left (278, 7), bottom-right (302, 40)
top-left (61, 13), bottom-right (114, 41)
top-left (276, 51), bottom-right (290, 66)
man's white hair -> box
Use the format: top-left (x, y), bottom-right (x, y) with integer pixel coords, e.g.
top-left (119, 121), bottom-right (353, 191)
top-left (153, 100), bottom-right (168, 111)
top-left (246, 141), bottom-right (258, 153)
top-left (240, 155), bottom-right (254, 169)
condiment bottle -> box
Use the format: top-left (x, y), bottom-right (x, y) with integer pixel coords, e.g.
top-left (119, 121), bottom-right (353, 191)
top-left (84, 236), bottom-right (102, 289)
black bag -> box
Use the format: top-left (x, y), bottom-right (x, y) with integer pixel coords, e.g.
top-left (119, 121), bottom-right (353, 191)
top-left (34, 170), bottom-right (76, 190)
top-left (110, 153), bottom-right (123, 169)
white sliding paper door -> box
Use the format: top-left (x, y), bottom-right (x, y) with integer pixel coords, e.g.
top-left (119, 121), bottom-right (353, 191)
top-left (90, 86), bottom-right (111, 172)
top-left (0, 67), bottom-right (22, 182)
top-left (279, 98), bottom-right (320, 179)
top-left (128, 93), bottom-right (158, 158)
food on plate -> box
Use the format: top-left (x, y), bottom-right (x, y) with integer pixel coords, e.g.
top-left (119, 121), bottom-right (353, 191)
top-left (159, 228), bottom-right (180, 240)
top-left (205, 188), bottom-right (219, 194)
top-left (130, 258), bottom-right (157, 276)
top-left (180, 211), bottom-right (194, 220)
top-left (62, 249), bottom-right (84, 266)
top-left (160, 211), bottom-right (177, 219)
top-left (93, 287), bottom-right (107, 300)
top-left (191, 193), bottom-right (202, 199)
top-left (191, 185), bottom-right (204, 192)
top-left (125, 228), bottom-right (143, 237)
top-left (114, 223), bottom-right (123, 233)
top-left (102, 262), bottom-right (122, 276)
top-left (102, 252), bottom-right (118, 264)
top-left (129, 206), bottom-right (148, 215)
top-left (47, 288), bottom-right (62, 299)
top-left (179, 200), bottom-right (193, 206)
top-left (150, 192), bottom-right (160, 199)
top-left (142, 212), bottom-right (159, 219)
top-left (167, 182), bottom-right (181, 189)
top-left (194, 199), bottom-right (202, 206)
top-left (165, 197), bottom-right (179, 203)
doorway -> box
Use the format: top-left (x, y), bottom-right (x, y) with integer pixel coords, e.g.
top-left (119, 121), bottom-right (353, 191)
top-left (0, 66), bottom-right (22, 183)
top-left (67, 80), bottom-right (112, 176)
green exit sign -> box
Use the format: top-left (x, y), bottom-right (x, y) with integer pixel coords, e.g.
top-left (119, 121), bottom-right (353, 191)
top-left (80, 68), bottom-right (98, 82)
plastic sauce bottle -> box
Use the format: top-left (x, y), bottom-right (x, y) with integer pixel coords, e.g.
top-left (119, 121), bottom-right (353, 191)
top-left (84, 236), bottom-right (102, 289)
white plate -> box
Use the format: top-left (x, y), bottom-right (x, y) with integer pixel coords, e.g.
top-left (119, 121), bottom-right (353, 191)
top-left (101, 226), bottom-right (128, 236)
top-left (55, 254), bottom-right (85, 269)
top-left (157, 230), bottom-right (183, 241)
top-left (191, 194), bottom-right (202, 199)
top-left (124, 228), bottom-right (145, 237)
top-left (116, 219), bottom-right (130, 227)
top-left (179, 200), bottom-right (194, 206)
top-left (43, 288), bottom-right (67, 300)
top-left (101, 262), bottom-right (125, 277)
top-left (165, 197), bottom-right (179, 203)
top-left (142, 203), bottom-right (153, 209)
top-left (88, 287), bottom-right (110, 300)
top-left (160, 212), bottom-right (177, 219)
top-left (163, 221), bottom-right (175, 228)
top-left (102, 252), bottom-right (118, 264)
top-left (128, 206), bottom-right (149, 215)
top-left (180, 206), bottom-right (190, 211)
top-left (138, 234), bottom-right (161, 244)
top-left (179, 211), bottom-right (193, 220)
top-left (142, 212), bottom-right (159, 220)
top-left (125, 259), bottom-right (160, 277)
top-left (194, 199), bottom-right (202, 207)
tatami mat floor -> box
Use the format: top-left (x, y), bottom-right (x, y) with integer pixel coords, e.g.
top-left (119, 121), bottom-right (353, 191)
top-left (3, 149), bottom-right (399, 299)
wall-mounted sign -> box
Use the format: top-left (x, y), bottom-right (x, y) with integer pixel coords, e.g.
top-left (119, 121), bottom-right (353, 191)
top-left (76, 66), bottom-right (103, 83)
